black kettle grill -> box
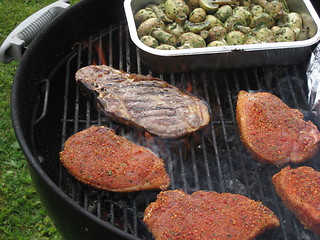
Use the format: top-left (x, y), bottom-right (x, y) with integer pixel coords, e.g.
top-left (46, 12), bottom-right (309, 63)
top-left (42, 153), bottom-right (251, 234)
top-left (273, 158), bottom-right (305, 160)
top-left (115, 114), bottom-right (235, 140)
top-left (2, 0), bottom-right (320, 239)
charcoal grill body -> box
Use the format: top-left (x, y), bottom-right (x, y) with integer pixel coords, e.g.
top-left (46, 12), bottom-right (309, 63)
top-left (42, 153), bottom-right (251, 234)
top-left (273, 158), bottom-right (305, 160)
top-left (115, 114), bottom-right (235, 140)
top-left (12, 0), bottom-right (133, 239)
top-left (11, 0), bottom-right (320, 239)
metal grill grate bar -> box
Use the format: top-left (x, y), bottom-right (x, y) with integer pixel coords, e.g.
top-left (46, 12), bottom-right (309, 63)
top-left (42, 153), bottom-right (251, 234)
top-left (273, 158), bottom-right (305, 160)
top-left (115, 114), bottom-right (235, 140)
top-left (51, 22), bottom-right (320, 239)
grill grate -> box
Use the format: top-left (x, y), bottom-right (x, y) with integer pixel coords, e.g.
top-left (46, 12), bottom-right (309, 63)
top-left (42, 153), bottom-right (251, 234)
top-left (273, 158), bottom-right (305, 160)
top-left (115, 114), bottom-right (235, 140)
top-left (39, 22), bottom-right (320, 239)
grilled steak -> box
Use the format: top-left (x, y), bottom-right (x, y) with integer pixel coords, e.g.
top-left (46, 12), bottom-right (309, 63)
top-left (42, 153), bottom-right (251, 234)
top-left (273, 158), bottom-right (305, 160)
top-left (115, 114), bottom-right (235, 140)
top-left (236, 90), bottom-right (320, 165)
top-left (75, 65), bottom-right (210, 138)
top-left (272, 166), bottom-right (320, 235)
top-left (59, 126), bottom-right (170, 192)
top-left (143, 189), bottom-right (280, 240)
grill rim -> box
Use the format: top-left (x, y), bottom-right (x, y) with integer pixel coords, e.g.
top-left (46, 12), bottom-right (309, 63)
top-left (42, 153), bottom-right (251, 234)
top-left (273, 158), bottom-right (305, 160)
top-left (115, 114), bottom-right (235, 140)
top-left (11, 0), bottom-right (139, 239)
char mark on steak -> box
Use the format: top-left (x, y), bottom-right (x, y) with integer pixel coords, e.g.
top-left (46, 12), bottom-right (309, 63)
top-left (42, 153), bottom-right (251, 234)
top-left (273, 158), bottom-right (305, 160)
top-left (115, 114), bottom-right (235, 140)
top-left (75, 65), bottom-right (210, 138)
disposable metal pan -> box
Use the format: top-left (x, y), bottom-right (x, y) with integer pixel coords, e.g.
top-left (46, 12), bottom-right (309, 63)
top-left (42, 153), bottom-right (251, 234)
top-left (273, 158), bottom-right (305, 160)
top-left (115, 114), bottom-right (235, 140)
top-left (124, 0), bottom-right (320, 73)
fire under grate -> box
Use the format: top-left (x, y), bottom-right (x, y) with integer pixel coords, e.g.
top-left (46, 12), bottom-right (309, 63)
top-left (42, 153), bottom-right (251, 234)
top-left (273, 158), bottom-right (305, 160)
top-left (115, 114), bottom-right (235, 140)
top-left (34, 22), bottom-right (320, 240)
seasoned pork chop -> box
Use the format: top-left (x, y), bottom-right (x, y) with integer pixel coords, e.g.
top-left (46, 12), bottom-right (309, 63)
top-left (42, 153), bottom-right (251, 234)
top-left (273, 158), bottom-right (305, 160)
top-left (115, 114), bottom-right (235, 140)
top-left (75, 65), bottom-right (210, 138)
top-left (272, 166), bottom-right (320, 235)
top-left (144, 189), bottom-right (280, 240)
top-left (60, 126), bottom-right (170, 192)
top-left (236, 91), bottom-right (320, 165)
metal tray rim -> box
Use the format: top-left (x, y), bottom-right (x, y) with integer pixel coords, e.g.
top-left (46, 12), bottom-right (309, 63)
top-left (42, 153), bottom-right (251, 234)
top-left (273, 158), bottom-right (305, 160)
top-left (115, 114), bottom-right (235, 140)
top-left (124, 0), bottom-right (320, 57)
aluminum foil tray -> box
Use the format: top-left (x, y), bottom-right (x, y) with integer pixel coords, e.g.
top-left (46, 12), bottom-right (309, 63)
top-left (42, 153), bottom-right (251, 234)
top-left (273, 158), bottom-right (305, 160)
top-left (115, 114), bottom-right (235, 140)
top-left (124, 0), bottom-right (320, 73)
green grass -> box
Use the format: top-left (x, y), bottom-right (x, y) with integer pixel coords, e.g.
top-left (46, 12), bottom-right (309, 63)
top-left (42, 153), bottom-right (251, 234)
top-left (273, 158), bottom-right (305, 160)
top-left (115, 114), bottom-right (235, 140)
top-left (0, 1), bottom-right (79, 239)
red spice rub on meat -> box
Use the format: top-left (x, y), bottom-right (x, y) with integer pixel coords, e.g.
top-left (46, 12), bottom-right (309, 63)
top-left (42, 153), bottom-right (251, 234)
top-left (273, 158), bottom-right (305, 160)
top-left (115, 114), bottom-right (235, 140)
top-left (236, 91), bottom-right (320, 165)
top-left (143, 189), bottom-right (280, 240)
top-left (272, 166), bottom-right (320, 235)
top-left (59, 126), bottom-right (170, 192)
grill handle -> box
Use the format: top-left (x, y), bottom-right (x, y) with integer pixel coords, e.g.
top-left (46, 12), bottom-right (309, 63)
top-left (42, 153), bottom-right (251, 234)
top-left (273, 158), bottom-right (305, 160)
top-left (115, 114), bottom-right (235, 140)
top-left (0, 0), bottom-right (70, 63)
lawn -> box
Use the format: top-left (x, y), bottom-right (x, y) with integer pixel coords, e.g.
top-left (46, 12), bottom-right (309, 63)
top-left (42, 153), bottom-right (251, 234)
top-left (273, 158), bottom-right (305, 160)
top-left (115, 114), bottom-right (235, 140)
top-left (0, 1), bottom-right (79, 239)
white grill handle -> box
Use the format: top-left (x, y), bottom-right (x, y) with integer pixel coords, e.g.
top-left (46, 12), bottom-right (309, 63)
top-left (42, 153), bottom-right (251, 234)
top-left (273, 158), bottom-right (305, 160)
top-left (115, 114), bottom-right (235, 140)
top-left (0, 0), bottom-right (70, 63)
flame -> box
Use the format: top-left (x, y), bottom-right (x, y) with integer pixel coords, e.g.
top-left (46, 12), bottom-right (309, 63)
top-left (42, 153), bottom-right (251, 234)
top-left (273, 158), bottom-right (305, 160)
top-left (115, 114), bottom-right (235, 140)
top-left (144, 132), bottom-right (153, 140)
top-left (185, 74), bottom-right (193, 93)
top-left (133, 130), bottom-right (155, 148)
top-left (93, 42), bottom-right (107, 65)
top-left (144, 132), bottom-right (155, 148)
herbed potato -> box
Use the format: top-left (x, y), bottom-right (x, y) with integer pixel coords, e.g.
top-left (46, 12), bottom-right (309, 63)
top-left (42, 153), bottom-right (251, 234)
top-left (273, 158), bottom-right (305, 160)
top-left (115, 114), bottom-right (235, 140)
top-left (134, 0), bottom-right (307, 50)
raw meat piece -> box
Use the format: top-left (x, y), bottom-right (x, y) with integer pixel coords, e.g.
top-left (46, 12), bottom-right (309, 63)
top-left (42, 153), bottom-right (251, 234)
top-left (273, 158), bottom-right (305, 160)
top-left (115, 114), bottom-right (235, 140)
top-left (60, 125), bottom-right (170, 192)
top-left (144, 189), bottom-right (280, 240)
top-left (236, 90), bottom-right (320, 165)
top-left (272, 166), bottom-right (320, 235)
